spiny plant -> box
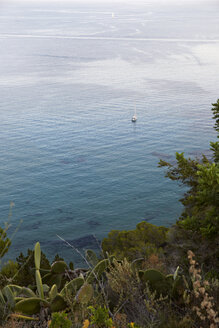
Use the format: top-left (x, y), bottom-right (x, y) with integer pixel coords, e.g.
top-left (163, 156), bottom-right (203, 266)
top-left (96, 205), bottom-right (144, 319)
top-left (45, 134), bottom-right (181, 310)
top-left (1, 242), bottom-right (110, 320)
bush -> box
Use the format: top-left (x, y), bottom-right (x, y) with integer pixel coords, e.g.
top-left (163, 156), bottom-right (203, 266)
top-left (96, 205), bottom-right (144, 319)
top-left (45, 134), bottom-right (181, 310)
top-left (102, 222), bottom-right (168, 261)
top-left (48, 312), bottom-right (72, 328)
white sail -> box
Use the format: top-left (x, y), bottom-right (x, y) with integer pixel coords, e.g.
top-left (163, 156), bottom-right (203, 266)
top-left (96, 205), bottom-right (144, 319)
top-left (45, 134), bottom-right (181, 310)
top-left (132, 104), bottom-right (137, 122)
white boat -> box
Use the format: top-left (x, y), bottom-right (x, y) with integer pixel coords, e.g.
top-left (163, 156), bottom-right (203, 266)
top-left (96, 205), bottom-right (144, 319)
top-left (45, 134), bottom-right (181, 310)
top-left (132, 105), bottom-right (137, 122)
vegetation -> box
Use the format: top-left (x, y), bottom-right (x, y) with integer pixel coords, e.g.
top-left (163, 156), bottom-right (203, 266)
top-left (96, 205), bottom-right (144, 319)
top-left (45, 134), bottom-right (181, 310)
top-left (0, 100), bottom-right (218, 327)
top-left (158, 100), bottom-right (219, 240)
top-left (0, 227), bottom-right (11, 260)
top-left (102, 222), bottom-right (168, 262)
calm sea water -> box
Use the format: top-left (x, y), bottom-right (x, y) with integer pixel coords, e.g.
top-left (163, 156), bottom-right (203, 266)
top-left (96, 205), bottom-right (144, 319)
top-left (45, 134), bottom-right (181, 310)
top-left (0, 0), bottom-right (218, 265)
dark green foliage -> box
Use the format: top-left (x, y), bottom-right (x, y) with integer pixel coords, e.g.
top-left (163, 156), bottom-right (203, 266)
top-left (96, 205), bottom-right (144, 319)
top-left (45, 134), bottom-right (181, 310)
top-left (176, 161), bottom-right (219, 238)
top-left (51, 261), bottom-right (68, 274)
top-left (140, 268), bottom-right (165, 283)
top-left (49, 311), bottom-right (72, 328)
top-left (42, 260), bottom-right (69, 290)
top-left (3, 243), bottom-right (69, 316)
top-left (15, 249), bottom-right (50, 287)
top-left (15, 297), bottom-right (49, 315)
top-left (85, 249), bottom-right (99, 267)
top-left (88, 305), bottom-right (114, 328)
top-left (211, 99), bottom-right (219, 134)
top-left (86, 259), bottom-right (110, 283)
top-left (42, 272), bottom-right (62, 289)
top-left (69, 261), bottom-right (74, 270)
top-left (210, 141), bottom-right (219, 163)
top-left (50, 294), bottom-right (68, 313)
top-left (60, 277), bottom-right (84, 298)
top-left (0, 260), bottom-right (18, 288)
top-left (157, 100), bottom-right (219, 279)
top-left (53, 254), bottom-right (64, 262)
top-left (0, 260), bottom-right (18, 279)
top-left (0, 274), bottom-right (7, 289)
top-left (210, 100), bottom-right (219, 162)
top-left (0, 288), bottom-right (11, 324)
top-left (0, 226), bottom-right (11, 259)
top-left (102, 221), bottom-right (168, 260)
top-left (158, 101), bottom-right (219, 240)
top-left (139, 268), bottom-right (184, 299)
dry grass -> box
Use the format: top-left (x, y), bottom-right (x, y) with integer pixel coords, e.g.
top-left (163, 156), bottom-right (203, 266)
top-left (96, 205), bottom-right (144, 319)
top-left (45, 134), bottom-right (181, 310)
top-left (188, 250), bottom-right (219, 328)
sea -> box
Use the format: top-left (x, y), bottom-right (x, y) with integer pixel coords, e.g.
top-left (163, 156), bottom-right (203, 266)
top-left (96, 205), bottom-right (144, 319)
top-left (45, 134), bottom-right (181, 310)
top-left (0, 0), bottom-right (218, 265)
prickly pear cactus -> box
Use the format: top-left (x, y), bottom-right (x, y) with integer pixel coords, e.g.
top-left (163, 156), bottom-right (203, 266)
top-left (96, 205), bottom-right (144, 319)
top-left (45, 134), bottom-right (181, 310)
top-left (34, 242), bottom-right (41, 271)
top-left (49, 284), bottom-right (58, 301)
top-left (76, 283), bottom-right (93, 304)
top-left (140, 269), bottom-right (171, 296)
top-left (2, 286), bottom-right (15, 309)
top-left (86, 259), bottom-right (109, 283)
top-left (36, 269), bottom-right (44, 299)
top-left (51, 261), bottom-right (68, 274)
top-left (15, 297), bottom-right (49, 315)
top-left (85, 249), bottom-right (98, 267)
top-left (141, 269), bottom-right (165, 283)
top-left (50, 294), bottom-right (67, 312)
top-left (7, 285), bottom-right (36, 298)
top-left (42, 272), bottom-right (62, 289)
top-left (60, 277), bottom-right (84, 297)
top-left (34, 242), bottom-right (45, 299)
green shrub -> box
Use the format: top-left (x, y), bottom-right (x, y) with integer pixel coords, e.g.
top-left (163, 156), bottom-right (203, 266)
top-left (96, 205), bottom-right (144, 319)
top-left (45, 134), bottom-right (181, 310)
top-left (1, 260), bottom-right (18, 279)
top-left (49, 311), bottom-right (72, 328)
top-left (15, 249), bottom-right (50, 286)
top-left (88, 305), bottom-right (113, 328)
top-left (102, 222), bottom-right (168, 261)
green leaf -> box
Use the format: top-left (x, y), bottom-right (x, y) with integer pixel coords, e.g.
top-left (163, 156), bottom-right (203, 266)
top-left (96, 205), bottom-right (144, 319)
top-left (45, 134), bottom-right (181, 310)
top-left (34, 242), bottom-right (41, 270)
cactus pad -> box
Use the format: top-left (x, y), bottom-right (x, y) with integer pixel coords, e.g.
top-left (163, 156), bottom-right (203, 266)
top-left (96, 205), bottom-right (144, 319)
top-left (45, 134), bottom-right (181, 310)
top-left (141, 269), bottom-right (165, 283)
top-left (85, 249), bottom-right (98, 267)
top-left (51, 261), bottom-right (68, 274)
top-left (86, 259), bottom-right (109, 283)
top-left (15, 297), bottom-right (49, 315)
top-left (76, 283), bottom-right (93, 304)
top-left (34, 242), bottom-right (41, 271)
top-left (49, 284), bottom-right (58, 300)
top-left (60, 277), bottom-right (84, 297)
top-left (35, 270), bottom-right (44, 299)
top-left (50, 294), bottom-right (67, 312)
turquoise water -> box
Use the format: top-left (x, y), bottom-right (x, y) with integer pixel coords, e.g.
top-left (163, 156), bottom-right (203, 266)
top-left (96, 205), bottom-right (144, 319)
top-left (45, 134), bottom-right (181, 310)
top-left (0, 0), bottom-right (218, 265)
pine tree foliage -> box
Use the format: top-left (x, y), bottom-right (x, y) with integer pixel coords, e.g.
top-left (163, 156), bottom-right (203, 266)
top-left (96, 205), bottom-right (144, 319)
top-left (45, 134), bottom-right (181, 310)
top-left (159, 101), bottom-right (219, 239)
